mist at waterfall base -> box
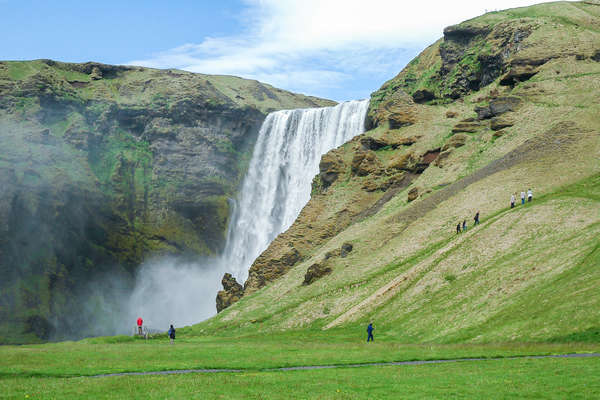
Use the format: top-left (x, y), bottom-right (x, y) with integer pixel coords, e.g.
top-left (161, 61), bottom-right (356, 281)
top-left (91, 100), bottom-right (369, 336)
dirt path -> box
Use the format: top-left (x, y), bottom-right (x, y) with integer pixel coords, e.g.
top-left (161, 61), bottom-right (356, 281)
top-left (90, 352), bottom-right (600, 378)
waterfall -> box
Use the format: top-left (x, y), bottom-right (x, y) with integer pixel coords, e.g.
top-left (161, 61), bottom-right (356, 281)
top-left (120, 99), bottom-right (369, 332)
top-left (222, 99), bottom-right (369, 282)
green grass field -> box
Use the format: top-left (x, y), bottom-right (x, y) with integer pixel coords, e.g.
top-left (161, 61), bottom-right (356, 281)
top-left (1, 348), bottom-right (599, 399)
top-left (3, 332), bottom-right (600, 378)
top-left (1, 328), bottom-right (599, 399)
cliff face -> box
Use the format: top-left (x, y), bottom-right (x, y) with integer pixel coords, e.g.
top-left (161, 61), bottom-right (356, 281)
top-left (215, 0), bottom-right (600, 318)
top-left (0, 60), bottom-right (333, 342)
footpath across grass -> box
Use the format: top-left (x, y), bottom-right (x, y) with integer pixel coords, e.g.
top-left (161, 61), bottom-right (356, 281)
top-left (1, 329), bottom-right (599, 378)
top-left (3, 356), bottom-right (600, 399)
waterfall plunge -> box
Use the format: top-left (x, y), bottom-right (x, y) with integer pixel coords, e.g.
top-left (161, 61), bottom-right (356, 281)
top-left (122, 100), bottom-right (369, 331)
top-left (223, 99), bottom-right (370, 282)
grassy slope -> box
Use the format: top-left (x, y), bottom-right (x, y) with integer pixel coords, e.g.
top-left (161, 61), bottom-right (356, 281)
top-left (193, 1), bottom-right (600, 343)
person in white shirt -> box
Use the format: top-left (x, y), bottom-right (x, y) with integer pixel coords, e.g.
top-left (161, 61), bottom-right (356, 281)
top-left (510, 193), bottom-right (516, 208)
top-left (520, 191), bottom-right (525, 205)
top-left (527, 188), bottom-right (533, 202)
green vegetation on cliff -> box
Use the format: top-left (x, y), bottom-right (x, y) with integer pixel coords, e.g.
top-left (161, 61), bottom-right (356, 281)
top-left (0, 60), bottom-right (334, 343)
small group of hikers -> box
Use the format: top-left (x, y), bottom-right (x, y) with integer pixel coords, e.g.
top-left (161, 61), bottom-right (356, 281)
top-left (137, 317), bottom-right (176, 344)
top-left (511, 188), bottom-right (533, 208)
top-left (456, 211), bottom-right (480, 234)
top-left (455, 188), bottom-right (533, 234)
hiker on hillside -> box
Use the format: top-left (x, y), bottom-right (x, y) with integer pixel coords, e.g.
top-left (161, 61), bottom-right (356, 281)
top-left (367, 323), bottom-right (374, 342)
top-left (520, 190), bottom-right (526, 205)
top-left (137, 317), bottom-right (143, 335)
top-left (456, 223), bottom-right (461, 234)
top-left (462, 220), bottom-right (467, 232)
top-left (528, 188), bottom-right (533, 202)
top-left (474, 211), bottom-right (480, 226)
top-left (510, 193), bottom-right (516, 209)
top-left (168, 324), bottom-right (176, 344)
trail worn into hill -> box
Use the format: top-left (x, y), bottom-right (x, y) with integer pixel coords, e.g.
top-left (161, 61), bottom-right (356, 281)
top-left (388, 121), bottom-right (582, 230)
top-left (323, 122), bottom-right (587, 329)
top-left (89, 353), bottom-right (600, 378)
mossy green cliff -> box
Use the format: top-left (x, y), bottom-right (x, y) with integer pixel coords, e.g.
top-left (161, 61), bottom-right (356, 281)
top-left (0, 60), bottom-right (333, 342)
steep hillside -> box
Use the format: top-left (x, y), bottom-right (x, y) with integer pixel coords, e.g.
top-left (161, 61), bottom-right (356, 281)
top-left (0, 59), bottom-right (333, 343)
top-left (209, 1), bottom-right (600, 343)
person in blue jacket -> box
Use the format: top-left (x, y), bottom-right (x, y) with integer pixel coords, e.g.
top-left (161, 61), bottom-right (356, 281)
top-left (367, 323), bottom-right (374, 342)
top-left (168, 324), bottom-right (176, 344)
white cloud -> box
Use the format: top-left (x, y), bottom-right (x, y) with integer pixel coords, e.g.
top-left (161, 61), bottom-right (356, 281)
top-left (127, 0), bottom-right (561, 100)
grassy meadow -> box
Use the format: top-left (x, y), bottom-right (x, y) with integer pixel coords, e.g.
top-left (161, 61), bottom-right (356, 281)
top-left (3, 356), bottom-right (600, 399)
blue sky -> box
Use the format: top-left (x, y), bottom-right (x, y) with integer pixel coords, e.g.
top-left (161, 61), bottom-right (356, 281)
top-left (1, 0), bottom-right (551, 101)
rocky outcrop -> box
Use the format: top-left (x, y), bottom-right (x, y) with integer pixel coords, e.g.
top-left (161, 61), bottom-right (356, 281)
top-left (368, 17), bottom-right (537, 117)
top-left (245, 245), bottom-right (302, 293)
top-left (0, 59), bottom-right (333, 342)
top-left (303, 242), bottom-right (353, 285)
top-left (476, 96), bottom-right (522, 119)
top-left (216, 273), bottom-right (245, 312)
top-left (407, 187), bottom-right (420, 202)
top-left (351, 151), bottom-right (382, 177)
top-left (302, 263), bottom-right (332, 285)
top-left (388, 152), bottom-right (417, 171)
top-left (499, 64), bottom-right (539, 86)
top-left (452, 121), bottom-right (481, 133)
top-left (319, 152), bottom-right (345, 189)
top-left (340, 242), bottom-right (353, 257)
top-left (366, 90), bottom-right (417, 130)
top-left (491, 117), bottom-right (514, 131)
top-left (360, 136), bottom-right (388, 150)
top-left (434, 150), bottom-right (452, 168)
top-left (442, 134), bottom-right (467, 151)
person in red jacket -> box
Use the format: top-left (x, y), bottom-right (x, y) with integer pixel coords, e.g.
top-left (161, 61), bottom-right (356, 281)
top-left (137, 317), bottom-right (143, 335)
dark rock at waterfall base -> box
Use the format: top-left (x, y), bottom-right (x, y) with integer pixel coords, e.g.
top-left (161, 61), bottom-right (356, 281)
top-left (216, 273), bottom-right (245, 312)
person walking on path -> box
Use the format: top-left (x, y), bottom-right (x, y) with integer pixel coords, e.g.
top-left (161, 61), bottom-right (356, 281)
top-left (528, 188), bottom-right (533, 202)
top-left (367, 323), bottom-right (374, 342)
top-left (137, 317), bottom-right (143, 335)
top-left (168, 324), bottom-right (176, 344)
top-left (456, 223), bottom-right (461, 234)
top-left (510, 193), bottom-right (516, 209)
top-left (474, 211), bottom-right (480, 226)
top-left (521, 191), bottom-right (526, 205)
top-left (462, 220), bottom-right (467, 232)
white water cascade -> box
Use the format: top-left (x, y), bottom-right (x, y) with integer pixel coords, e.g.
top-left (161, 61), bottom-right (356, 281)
top-left (222, 99), bottom-right (370, 282)
top-left (120, 99), bottom-right (369, 332)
